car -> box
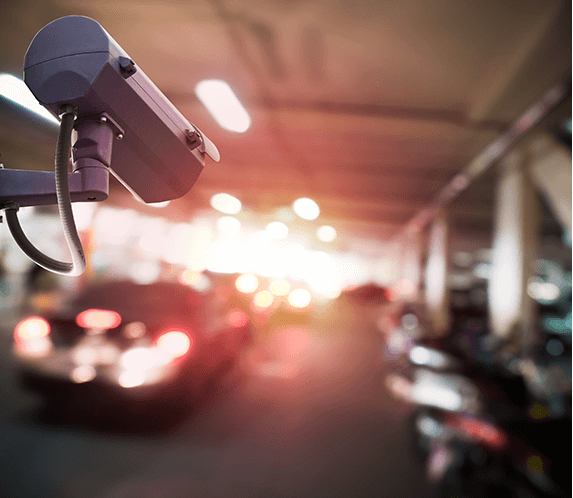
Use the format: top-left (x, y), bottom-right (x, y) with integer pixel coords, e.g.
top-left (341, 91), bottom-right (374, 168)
top-left (12, 279), bottom-right (252, 429)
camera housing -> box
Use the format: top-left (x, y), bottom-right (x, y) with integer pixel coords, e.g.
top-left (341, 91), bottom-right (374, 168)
top-left (23, 15), bottom-right (219, 204)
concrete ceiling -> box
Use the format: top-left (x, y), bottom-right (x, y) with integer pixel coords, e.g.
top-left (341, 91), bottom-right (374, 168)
top-left (0, 0), bottom-right (570, 251)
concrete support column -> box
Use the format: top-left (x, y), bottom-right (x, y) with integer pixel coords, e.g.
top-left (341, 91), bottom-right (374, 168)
top-left (424, 212), bottom-right (450, 336)
top-left (400, 230), bottom-right (423, 302)
top-left (488, 150), bottom-right (540, 354)
top-left (527, 132), bottom-right (571, 232)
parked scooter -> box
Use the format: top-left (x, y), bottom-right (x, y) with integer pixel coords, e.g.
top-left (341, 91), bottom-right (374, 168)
top-left (385, 327), bottom-right (570, 498)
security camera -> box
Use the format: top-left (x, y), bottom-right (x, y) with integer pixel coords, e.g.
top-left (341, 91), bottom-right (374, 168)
top-left (24, 15), bottom-right (219, 203)
top-left (0, 15), bottom-right (219, 275)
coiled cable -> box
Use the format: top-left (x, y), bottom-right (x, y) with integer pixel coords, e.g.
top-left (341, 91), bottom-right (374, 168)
top-left (3, 105), bottom-right (86, 276)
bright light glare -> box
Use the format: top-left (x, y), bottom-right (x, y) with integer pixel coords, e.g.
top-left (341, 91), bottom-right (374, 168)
top-left (411, 377), bottom-right (463, 411)
top-left (0, 73), bottom-right (59, 124)
top-left (317, 225), bottom-right (337, 242)
top-left (527, 279), bottom-right (560, 302)
top-left (70, 365), bottom-right (96, 383)
top-left (76, 309), bottom-right (121, 330)
top-left (409, 346), bottom-right (431, 365)
top-left (195, 79), bottom-right (251, 133)
top-left (118, 370), bottom-right (146, 388)
top-left (210, 193), bottom-right (242, 215)
top-left (147, 201), bottom-right (170, 208)
top-left (266, 221), bottom-right (289, 239)
top-left (216, 216), bottom-right (241, 234)
top-left (156, 331), bottom-right (191, 358)
top-left (120, 347), bottom-right (170, 371)
top-left (293, 198), bottom-right (320, 220)
top-left (235, 273), bottom-right (259, 293)
top-left (409, 346), bottom-right (449, 369)
top-left (14, 336), bottom-right (53, 358)
top-left (179, 269), bottom-right (200, 286)
top-left (15, 317), bottom-right (50, 341)
top-left (254, 290), bottom-right (274, 308)
top-left (288, 288), bottom-right (312, 308)
top-left (72, 346), bottom-right (98, 365)
top-left (270, 279), bottom-right (291, 296)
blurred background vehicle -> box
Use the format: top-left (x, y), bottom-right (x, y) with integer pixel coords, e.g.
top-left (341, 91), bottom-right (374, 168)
top-left (0, 1), bottom-right (570, 497)
top-left (12, 279), bottom-right (252, 428)
top-left (385, 300), bottom-right (571, 498)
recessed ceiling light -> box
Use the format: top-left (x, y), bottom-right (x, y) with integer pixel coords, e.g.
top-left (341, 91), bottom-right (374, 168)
top-left (316, 225), bottom-right (337, 242)
top-left (293, 198), bottom-right (319, 220)
top-left (195, 79), bottom-right (251, 133)
top-left (210, 193), bottom-right (242, 214)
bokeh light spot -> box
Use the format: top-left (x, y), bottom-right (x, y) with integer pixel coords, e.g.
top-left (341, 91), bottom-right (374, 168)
top-left (236, 273), bottom-right (259, 293)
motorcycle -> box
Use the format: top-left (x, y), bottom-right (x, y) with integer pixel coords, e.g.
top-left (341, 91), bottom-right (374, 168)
top-left (385, 332), bottom-right (570, 498)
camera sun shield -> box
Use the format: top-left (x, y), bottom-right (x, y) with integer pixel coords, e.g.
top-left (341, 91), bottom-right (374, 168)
top-left (23, 15), bottom-right (218, 203)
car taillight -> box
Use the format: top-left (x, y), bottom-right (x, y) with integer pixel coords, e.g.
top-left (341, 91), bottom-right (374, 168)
top-left (76, 309), bottom-right (121, 330)
top-left (449, 414), bottom-right (508, 450)
top-left (156, 330), bottom-right (192, 358)
top-left (14, 316), bottom-right (50, 342)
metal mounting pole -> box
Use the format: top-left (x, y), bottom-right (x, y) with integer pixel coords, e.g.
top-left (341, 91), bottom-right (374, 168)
top-left (0, 115), bottom-right (114, 210)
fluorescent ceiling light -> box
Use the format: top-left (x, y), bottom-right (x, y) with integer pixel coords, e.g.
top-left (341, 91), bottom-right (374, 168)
top-left (195, 79), bottom-right (251, 133)
top-left (0, 73), bottom-right (59, 124)
top-left (316, 225), bottom-right (336, 242)
top-left (293, 198), bottom-right (320, 220)
top-left (210, 193), bottom-right (242, 214)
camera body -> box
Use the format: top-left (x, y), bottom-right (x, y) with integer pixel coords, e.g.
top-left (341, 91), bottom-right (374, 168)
top-left (23, 15), bottom-right (218, 203)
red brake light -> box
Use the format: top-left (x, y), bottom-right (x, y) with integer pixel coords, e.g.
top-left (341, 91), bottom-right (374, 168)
top-left (156, 330), bottom-right (192, 358)
top-left (450, 415), bottom-right (508, 450)
top-left (76, 309), bottom-right (121, 330)
top-left (14, 317), bottom-right (50, 342)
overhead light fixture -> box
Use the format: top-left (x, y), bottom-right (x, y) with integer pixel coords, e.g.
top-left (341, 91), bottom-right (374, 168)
top-left (195, 79), bottom-right (251, 133)
top-left (316, 225), bottom-right (336, 242)
top-left (253, 290), bottom-right (274, 309)
top-left (210, 193), bottom-right (242, 214)
top-left (293, 198), bottom-right (319, 220)
top-left (288, 288), bottom-right (312, 308)
top-left (0, 73), bottom-right (59, 124)
top-left (235, 273), bottom-right (259, 294)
